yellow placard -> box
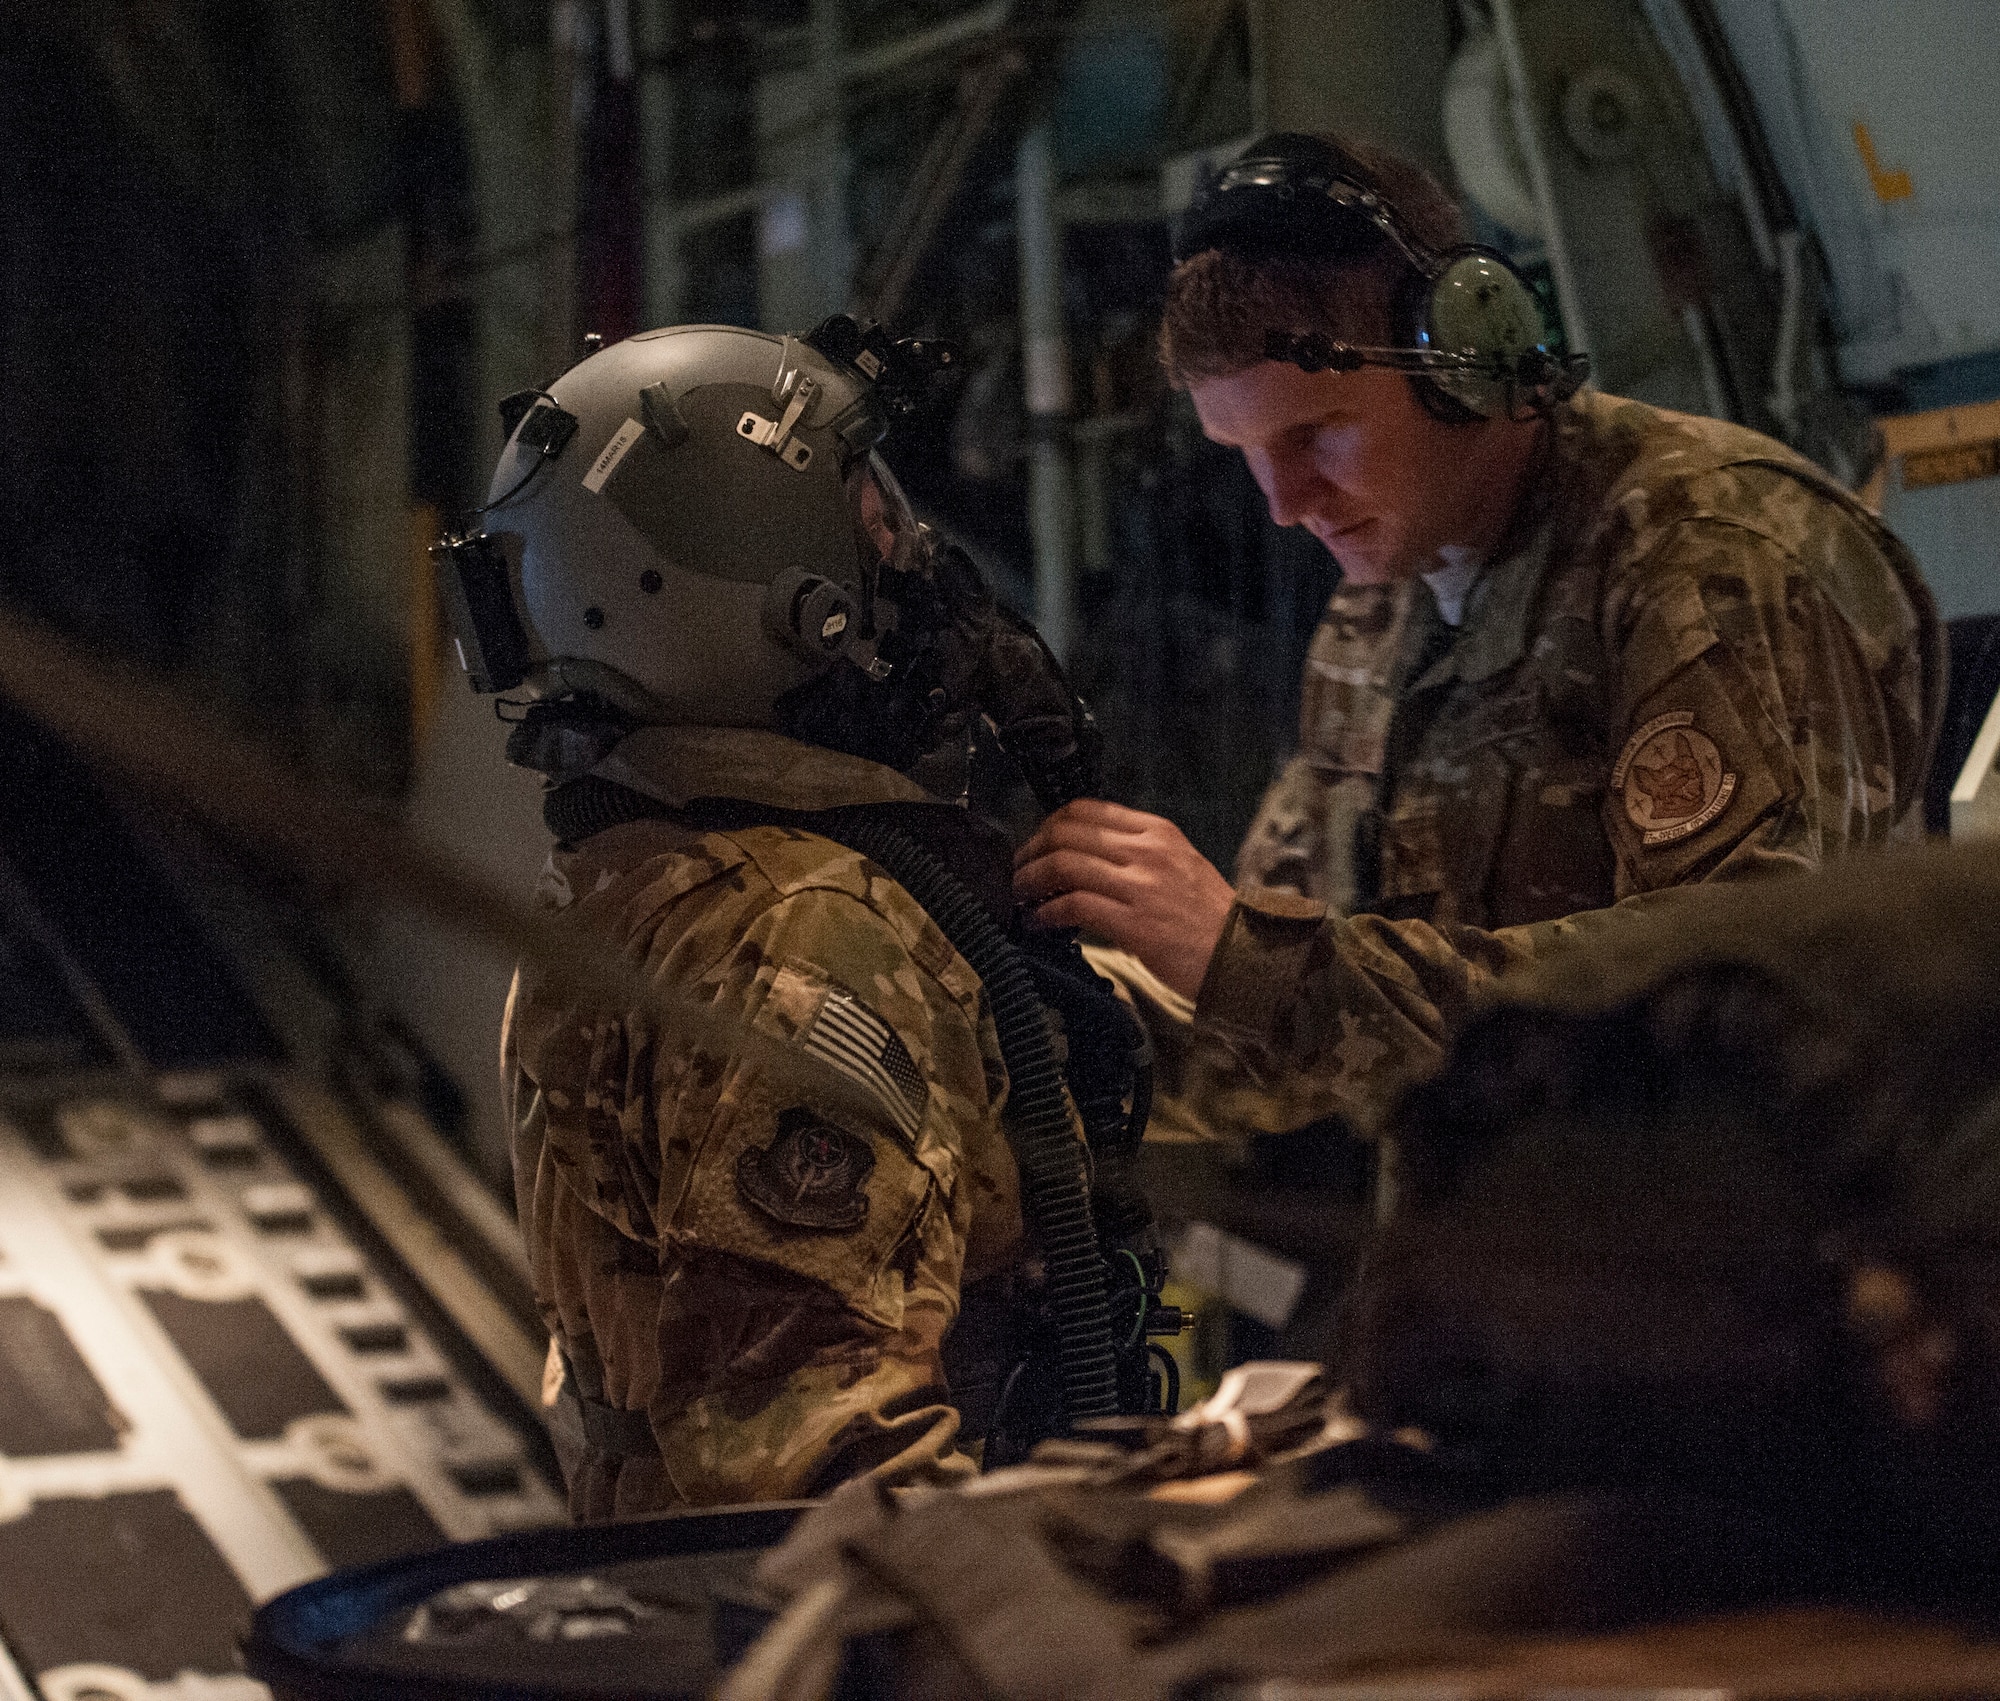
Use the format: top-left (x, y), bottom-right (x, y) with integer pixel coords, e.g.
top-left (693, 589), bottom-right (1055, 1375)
top-left (1904, 440), bottom-right (2000, 490)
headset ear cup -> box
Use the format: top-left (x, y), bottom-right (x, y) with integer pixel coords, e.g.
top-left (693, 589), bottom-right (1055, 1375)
top-left (1427, 247), bottom-right (1555, 420)
top-left (1392, 262), bottom-right (1487, 424)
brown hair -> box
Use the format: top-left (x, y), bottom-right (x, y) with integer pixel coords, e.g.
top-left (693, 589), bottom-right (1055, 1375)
top-left (1160, 135), bottom-right (1470, 386)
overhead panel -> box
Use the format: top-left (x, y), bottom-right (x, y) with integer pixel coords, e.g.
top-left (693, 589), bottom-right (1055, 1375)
top-left (1460, 0), bottom-right (1778, 421)
top-left (1701, 0), bottom-right (2000, 388)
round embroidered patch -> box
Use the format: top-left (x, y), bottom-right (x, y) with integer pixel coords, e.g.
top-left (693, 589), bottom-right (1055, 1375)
top-left (1612, 711), bottom-right (1737, 846)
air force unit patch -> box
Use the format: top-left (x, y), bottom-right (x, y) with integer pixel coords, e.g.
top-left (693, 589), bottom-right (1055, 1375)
top-left (737, 1109), bottom-right (875, 1231)
top-left (1614, 711), bottom-right (1737, 846)
top-left (735, 984), bottom-right (926, 1232)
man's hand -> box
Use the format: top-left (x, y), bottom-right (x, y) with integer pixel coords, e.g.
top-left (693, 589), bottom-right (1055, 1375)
top-left (1013, 800), bottom-right (1236, 1000)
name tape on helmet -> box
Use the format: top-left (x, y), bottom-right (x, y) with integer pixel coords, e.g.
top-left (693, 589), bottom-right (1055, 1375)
top-left (582, 417), bottom-right (646, 494)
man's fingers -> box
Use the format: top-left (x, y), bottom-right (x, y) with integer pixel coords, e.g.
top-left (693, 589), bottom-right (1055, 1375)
top-left (1015, 820), bottom-right (1134, 871)
top-left (1044, 797), bottom-right (1159, 832)
top-left (1015, 799), bottom-right (1234, 998)
top-left (1024, 889), bottom-right (1129, 936)
top-left (1014, 847), bottom-right (1142, 906)
top-left (1014, 800), bottom-right (1170, 867)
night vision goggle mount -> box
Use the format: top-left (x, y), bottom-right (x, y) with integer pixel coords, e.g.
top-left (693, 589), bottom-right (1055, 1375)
top-left (433, 530), bottom-right (528, 696)
top-left (801, 313), bottom-right (958, 419)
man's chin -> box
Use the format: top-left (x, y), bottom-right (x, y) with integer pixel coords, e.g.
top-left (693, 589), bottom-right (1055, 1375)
top-left (1322, 540), bottom-right (1411, 585)
top-left (1312, 523), bottom-right (1410, 585)
top-left (1335, 560), bottom-right (1391, 585)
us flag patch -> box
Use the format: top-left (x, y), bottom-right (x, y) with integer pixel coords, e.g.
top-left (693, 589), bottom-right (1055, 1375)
top-left (800, 988), bottom-right (928, 1143)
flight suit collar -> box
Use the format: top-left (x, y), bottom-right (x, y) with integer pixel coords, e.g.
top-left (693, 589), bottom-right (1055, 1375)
top-left (591, 724), bottom-right (934, 815)
top-left (1404, 412), bottom-right (1569, 693)
top-left (1440, 508), bottom-right (1560, 686)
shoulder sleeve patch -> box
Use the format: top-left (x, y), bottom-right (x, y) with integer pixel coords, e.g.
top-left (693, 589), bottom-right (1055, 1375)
top-left (1612, 712), bottom-right (1738, 845)
top-left (736, 1109), bottom-right (876, 1231)
top-left (800, 987), bottom-right (928, 1145)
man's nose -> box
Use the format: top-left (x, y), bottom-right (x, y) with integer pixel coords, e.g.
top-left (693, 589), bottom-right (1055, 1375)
top-left (1256, 449), bottom-right (1323, 529)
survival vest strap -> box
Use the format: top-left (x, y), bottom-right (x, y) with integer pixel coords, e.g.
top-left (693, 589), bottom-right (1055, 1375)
top-left (544, 774), bottom-right (1172, 1445)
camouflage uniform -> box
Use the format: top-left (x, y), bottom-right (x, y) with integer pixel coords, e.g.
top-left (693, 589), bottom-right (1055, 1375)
top-left (1114, 389), bottom-right (1944, 1140)
top-left (504, 725), bottom-right (1025, 1516)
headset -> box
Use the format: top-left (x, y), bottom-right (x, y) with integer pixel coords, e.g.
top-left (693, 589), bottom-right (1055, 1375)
top-left (1171, 133), bottom-right (1588, 422)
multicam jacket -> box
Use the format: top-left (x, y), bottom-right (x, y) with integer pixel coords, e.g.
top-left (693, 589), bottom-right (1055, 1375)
top-left (1124, 388), bottom-right (1944, 1141)
top-left (504, 727), bottom-right (1024, 1516)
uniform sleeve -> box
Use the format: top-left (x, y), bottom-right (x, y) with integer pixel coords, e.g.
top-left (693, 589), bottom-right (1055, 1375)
top-left (1155, 498), bottom-right (1938, 1138)
top-left (527, 882), bottom-right (1009, 1507)
top-left (1598, 505), bottom-right (1936, 890)
top-left (1171, 884), bottom-right (1701, 1135)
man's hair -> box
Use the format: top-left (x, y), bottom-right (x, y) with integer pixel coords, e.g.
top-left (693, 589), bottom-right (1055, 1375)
top-left (1160, 135), bottom-right (1470, 387)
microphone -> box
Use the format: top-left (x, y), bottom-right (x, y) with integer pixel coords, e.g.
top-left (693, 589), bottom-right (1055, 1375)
top-left (1262, 331), bottom-right (1589, 410)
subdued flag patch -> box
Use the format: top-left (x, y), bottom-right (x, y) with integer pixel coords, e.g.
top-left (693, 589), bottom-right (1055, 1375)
top-left (800, 987), bottom-right (927, 1143)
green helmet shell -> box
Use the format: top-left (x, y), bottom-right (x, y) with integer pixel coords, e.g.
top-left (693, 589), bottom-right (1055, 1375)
top-left (478, 325), bottom-right (912, 728)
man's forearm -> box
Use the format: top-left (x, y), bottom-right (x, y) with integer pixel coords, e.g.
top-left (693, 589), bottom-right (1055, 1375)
top-left (1179, 884), bottom-right (1709, 1135)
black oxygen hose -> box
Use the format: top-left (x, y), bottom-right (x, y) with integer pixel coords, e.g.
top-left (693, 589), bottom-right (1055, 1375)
top-left (1022, 954), bottom-right (1154, 1246)
top-left (826, 812), bottom-right (1122, 1423)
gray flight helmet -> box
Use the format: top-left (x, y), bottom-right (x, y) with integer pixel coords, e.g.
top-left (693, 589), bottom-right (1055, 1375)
top-left (462, 323), bottom-right (915, 727)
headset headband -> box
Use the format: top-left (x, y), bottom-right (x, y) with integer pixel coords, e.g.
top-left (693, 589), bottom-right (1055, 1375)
top-left (1171, 133), bottom-right (1435, 271)
top-left (1171, 134), bottom-right (1588, 420)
